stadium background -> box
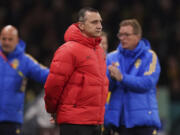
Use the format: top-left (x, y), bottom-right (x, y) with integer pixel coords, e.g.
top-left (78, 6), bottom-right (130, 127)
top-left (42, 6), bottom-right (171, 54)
top-left (0, 0), bottom-right (180, 134)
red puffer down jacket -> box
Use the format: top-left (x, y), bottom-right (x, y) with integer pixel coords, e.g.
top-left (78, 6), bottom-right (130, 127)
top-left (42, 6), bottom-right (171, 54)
top-left (44, 23), bottom-right (109, 125)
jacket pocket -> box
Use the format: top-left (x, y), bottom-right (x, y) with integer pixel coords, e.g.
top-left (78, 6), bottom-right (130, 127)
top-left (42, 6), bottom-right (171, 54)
top-left (127, 92), bottom-right (149, 111)
top-left (75, 75), bottom-right (102, 107)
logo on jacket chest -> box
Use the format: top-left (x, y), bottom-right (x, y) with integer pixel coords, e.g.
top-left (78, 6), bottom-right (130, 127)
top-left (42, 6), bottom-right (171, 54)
top-left (86, 55), bottom-right (91, 60)
top-left (11, 59), bottom-right (19, 69)
top-left (134, 59), bottom-right (141, 68)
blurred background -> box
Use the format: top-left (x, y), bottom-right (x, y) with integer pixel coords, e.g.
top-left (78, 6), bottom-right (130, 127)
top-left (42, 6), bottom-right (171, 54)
top-left (0, 0), bottom-right (180, 134)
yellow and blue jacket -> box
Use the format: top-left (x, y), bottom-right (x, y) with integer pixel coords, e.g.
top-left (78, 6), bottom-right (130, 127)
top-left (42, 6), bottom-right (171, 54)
top-left (104, 38), bottom-right (161, 129)
top-left (0, 40), bottom-right (49, 124)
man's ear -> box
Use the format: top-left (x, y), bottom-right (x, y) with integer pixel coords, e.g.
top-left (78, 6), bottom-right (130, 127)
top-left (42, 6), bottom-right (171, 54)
top-left (78, 22), bottom-right (84, 31)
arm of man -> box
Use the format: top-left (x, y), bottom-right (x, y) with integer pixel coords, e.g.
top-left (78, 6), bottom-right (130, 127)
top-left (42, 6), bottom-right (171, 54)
top-left (121, 50), bottom-right (160, 93)
top-left (25, 53), bottom-right (49, 83)
top-left (44, 46), bottom-right (75, 113)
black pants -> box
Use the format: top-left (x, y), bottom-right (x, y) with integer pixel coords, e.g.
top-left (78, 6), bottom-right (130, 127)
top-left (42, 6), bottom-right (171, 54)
top-left (60, 124), bottom-right (102, 135)
top-left (103, 126), bottom-right (157, 135)
top-left (0, 122), bottom-right (22, 135)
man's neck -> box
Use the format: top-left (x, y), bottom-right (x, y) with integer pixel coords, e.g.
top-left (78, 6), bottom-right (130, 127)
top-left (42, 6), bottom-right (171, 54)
top-left (1, 50), bottom-right (9, 56)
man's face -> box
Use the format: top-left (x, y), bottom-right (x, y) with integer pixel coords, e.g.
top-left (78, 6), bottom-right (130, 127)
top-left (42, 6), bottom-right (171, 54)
top-left (80, 11), bottom-right (102, 37)
top-left (0, 30), bottom-right (18, 53)
top-left (118, 25), bottom-right (140, 50)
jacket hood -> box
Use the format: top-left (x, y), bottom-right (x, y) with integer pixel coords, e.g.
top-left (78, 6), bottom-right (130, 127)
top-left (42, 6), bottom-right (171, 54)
top-left (64, 23), bottom-right (101, 48)
top-left (0, 39), bottom-right (26, 58)
top-left (117, 38), bottom-right (151, 57)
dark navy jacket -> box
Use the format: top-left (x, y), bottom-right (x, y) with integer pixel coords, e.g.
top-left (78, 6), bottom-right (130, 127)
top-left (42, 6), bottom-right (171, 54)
top-left (0, 40), bottom-right (49, 124)
top-left (104, 39), bottom-right (161, 128)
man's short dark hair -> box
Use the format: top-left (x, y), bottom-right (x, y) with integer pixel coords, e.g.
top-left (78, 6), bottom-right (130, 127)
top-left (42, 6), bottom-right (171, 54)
top-left (78, 7), bottom-right (99, 22)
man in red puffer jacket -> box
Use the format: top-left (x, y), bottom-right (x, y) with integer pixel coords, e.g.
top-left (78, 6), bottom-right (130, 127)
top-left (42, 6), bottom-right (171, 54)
top-left (44, 7), bottom-right (109, 135)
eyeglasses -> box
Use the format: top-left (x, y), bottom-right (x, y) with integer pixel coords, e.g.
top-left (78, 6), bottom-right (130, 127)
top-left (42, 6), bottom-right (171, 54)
top-left (117, 33), bottom-right (135, 38)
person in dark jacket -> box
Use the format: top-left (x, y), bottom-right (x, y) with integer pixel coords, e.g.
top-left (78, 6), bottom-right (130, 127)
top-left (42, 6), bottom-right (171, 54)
top-left (44, 7), bottom-right (109, 135)
top-left (104, 19), bottom-right (161, 135)
top-left (0, 25), bottom-right (49, 135)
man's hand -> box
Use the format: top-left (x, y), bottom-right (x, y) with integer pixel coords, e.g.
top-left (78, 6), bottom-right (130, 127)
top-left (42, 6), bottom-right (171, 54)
top-left (50, 113), bottom-right (56, 124)
top-left (108, 63), bottom-right (123, 81)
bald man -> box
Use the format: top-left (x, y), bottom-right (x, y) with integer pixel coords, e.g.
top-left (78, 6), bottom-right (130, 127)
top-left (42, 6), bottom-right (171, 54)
top-left (0, 25), bottom-right (49, 135)
top-left (0, 25), bottom-right (19, 54)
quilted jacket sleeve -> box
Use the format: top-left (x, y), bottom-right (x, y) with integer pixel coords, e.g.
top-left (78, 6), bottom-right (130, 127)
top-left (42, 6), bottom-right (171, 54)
top-left (121, 50), bottom-right (161, 93)
top-left (44, 45), bottom-right (75, 113)
top-left (25, 54), bottom-right (49, 83)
